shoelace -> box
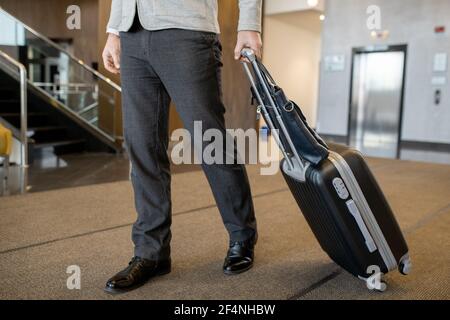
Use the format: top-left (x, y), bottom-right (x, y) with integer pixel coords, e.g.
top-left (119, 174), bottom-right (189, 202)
top-left (230, 239), bottom-right (256, 247)
top-left (229, 241), bottom-right (245, 247)
top-left (125, 257), bottom-right (149, 279)
top-left (128, 257), bottom-right (150, 270)
top-left (129, 257), bottom-right (140, 265)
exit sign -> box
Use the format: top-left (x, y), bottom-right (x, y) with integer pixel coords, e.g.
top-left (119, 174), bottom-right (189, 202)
top-left (435, 26), bottom-right (446, 34)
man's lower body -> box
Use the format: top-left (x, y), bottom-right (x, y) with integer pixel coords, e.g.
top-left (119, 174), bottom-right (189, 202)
top-left (105, 22), bottom-right (257, 294)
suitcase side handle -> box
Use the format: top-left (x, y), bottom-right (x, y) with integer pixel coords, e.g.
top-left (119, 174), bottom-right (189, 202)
top-left (241, 50), bottom-right (292, 166)
top-left (241, 49), bottom-right (309, 181)
top-left (242, 50), bottom-right (329, 151)
top-left (241, 48), bottom-right (257, 62)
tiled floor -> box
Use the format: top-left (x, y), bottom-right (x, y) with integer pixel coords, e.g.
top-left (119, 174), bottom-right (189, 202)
top-left (1, 142), bottom-right (450, 197)
top-left (0, 149), bottom-right (202, 196)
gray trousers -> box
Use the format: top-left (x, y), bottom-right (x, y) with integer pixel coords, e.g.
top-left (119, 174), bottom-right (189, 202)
top-left (120, 23), bottom-right (257, 261)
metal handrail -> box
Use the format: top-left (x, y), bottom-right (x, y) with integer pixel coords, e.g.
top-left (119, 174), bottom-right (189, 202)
top-left (0, 50), bottom-right (28, 168)
top-left (34, 82), bottom-right (97, 89)
top-left (34, 82), bottom-right (98, 95)
top-left (78, 102), bottom-right (99, 115)
top-left (0, 6), bottom-right (121, 93)
top-left (0, 56), bottom-right (118, 146)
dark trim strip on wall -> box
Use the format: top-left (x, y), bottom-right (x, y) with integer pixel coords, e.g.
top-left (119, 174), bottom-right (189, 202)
top-left (400, 141), bottom-right (450, 153)
top-left (319, 134), bottom-right (348, 144)
top-left (319, 134), bottom-right (450, 153)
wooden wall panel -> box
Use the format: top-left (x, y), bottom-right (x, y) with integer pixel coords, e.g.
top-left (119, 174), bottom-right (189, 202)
top-left (218, 0), bottom-right (256, 131)
top-left (98, 0), bottom-right (122, 139)
top-left (0, 0), bottom-right (99, 67)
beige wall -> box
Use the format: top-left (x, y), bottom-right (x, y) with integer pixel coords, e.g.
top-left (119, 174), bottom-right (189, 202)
top-left (317, 0), bottom-right (450, 144)
top-left (262, 10), bottom-right (323, 127)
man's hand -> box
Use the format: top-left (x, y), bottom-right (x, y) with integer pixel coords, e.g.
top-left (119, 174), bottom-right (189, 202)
top-left (234, 31), bottom-right (262, 60)
top-left (102, 33), bottom-right (121, 74)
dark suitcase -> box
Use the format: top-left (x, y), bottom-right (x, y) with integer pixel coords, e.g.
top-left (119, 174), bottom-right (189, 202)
top-left (241, 49), bottom-right (411, 291)
top-left (281, 144), bottom-right (411, 287)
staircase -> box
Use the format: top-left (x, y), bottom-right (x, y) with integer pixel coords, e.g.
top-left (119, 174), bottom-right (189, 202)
top-left (0, 8), bottom-right (122, 165)
top-left (0, 68), bottom-right (116, 163)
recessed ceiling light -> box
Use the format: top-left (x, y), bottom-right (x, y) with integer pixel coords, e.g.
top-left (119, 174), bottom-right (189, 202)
top-left (307, 0), bottom-right (319, 7)
top-left (320, 14), bottom-right (325, 21)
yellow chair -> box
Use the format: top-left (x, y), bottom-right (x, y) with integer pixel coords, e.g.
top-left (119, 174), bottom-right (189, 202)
top-left (0, 124), bottom-right (12, 195)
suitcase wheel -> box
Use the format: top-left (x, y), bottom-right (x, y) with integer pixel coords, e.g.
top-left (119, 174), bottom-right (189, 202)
top-left (398, 258), bottom-right (412, 275)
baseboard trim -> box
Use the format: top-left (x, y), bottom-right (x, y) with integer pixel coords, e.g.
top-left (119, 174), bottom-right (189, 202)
top-left (317, 136), bottom-right (450, 153)
top-left (319, 134), bottom-right (348, 144)
top-left (400, 140), bottom-right (450, 153)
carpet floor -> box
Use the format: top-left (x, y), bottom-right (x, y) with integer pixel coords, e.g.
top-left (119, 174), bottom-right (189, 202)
top-left (0, 159), bottom-right (449, 300)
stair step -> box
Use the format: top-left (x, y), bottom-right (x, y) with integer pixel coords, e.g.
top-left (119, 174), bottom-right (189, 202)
top-left (1, 69), bottom-right (112, 158)
top-left (0, 87), bottom-right (20, 97)
top-left (0, 99), bottom-right (20, 104)
top-left (0, 101), bottom-right (21, 113)
top-left (0, 112), bottom-right (54, 130)
top-left (0, 112), bottom-right (47, 117)
top-left (34, 139), bottom-right (85, 149)
top-left (29, 126), bottom-right (70, 143)
top-left (28, 126), bottom-right (66, 132)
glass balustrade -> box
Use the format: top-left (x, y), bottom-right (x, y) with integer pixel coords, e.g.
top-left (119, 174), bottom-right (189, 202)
top-left (0, 8), bottom-right (122, 146)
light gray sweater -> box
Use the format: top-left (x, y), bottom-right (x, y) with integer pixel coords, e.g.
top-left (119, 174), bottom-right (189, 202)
top-left (107, 0), bottom-right (262, 35)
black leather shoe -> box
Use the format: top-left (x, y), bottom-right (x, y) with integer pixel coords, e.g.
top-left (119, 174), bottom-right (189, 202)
top-left (223, 236), bottom-right (257, 275)
top-left (104, 257), bottom-right (171, 294)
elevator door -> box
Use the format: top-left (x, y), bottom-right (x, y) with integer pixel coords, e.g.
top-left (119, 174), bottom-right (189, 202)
top-left (349, 49), bottom-right (405, 158)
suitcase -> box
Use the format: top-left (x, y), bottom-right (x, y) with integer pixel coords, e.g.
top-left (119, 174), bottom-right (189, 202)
top-left (241, 49), bottom-right (411, 291)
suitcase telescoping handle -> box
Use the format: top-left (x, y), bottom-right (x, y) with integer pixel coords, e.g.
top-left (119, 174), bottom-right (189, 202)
top-left (241, 49), bottom-right (309, 180)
